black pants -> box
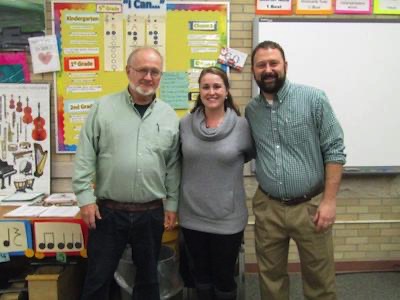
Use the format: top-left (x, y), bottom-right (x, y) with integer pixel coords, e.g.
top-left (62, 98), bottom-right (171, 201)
top-left (181, 227), bottom-right (243, 295)
top-left (81, 205), bottom-right (164, 300)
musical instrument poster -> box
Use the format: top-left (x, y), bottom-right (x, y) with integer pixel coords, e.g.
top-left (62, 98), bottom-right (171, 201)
top-left (0, 220), bottom-right (33, 256)
top-left (32, 219), bottom-right (88, 258)
top-left (0, 84), bottom-right (50, 195)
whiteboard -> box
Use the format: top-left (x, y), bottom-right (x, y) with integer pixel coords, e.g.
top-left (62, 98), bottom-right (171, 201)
top-left (253, 18), bottom-right (400, 169)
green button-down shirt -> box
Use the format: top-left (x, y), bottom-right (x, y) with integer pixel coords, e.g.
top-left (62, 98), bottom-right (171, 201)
top-left (245, 80), bottom-right (346, 199)
top-left (72, 89), bottom-right (181, 212)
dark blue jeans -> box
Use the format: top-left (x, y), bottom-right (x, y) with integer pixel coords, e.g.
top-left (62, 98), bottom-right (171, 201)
top-left (81, 205), bottom-right (164, 300)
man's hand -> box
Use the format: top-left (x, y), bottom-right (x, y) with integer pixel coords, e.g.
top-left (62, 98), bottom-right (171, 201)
top-left (80, 203), bottom-right (101, 229)
top-left (313, 198), bottom-right (336, 232)
top-left (164, 211), bottom-right (177, 231)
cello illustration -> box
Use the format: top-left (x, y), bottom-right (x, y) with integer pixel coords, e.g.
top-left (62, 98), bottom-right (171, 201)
top-left (23, 97), bottom-right (33, 124)
top-left (32, 102), bottom-right (46, 141)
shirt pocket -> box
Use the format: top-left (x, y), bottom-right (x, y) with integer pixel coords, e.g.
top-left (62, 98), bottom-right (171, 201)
top-left (284, 118), bottom-right (309, 145)
top-left (146, 125), bottom-right (174, 153)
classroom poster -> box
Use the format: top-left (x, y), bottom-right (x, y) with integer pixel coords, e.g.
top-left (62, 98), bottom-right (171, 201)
top-left (296, 0), bottom-right (333, 14)
top-left (52, 1), bottom-right (229, 153)
top-left (0, 84), bottom-right (50, 195)
top-left (335, 0), bottom-right (371, 14)
top-left (166, 2), bottom-right (229, 115)
top-left (373, 0), bottom-right (400, 14)
top-left (256, 0), bottom-right (293, 15)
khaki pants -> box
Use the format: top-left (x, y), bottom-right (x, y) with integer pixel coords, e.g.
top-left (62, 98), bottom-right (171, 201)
top-left (253, 187), bottom-right (336, 300)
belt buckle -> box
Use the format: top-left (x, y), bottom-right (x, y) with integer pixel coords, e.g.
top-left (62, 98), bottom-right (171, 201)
top-left (279, 197), bottom-right (289, 205)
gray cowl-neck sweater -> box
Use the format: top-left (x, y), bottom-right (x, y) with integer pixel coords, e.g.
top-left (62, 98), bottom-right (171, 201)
top-left (178, 107), bottom-right (254, 234)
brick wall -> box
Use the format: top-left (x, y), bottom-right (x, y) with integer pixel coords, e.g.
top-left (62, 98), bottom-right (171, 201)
top-left (244, 175), bottom-right (400, 270)
top-left (41, 0), bottom-right (400, 271)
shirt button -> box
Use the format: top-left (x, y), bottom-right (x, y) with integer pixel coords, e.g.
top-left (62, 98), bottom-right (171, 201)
top-left (137, 169), bottom-right (141, 172)
top-left (279, 182), bottom-right (283, 185)
top-left (272, 110), bottom-right (276, 113)
top-left (273, 128), bottom-right (277, 131)
top-left (276, 145), bottom-right (280, 148)
top-left (138, 153), bottom-right (142, 156)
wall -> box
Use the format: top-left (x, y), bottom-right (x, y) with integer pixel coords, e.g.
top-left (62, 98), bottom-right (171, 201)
top-left (41, 0), bottom-right (400, 271)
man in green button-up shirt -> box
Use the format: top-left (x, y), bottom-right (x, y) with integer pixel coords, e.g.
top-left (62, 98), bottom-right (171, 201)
top-left (73, 47), bottom-right (180, 300)
top-left (246, 41), bottom-right (346, 300)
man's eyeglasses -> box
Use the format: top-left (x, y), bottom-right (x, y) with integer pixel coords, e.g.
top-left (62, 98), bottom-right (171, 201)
top-left (129, 66), bottom-right (162, 78)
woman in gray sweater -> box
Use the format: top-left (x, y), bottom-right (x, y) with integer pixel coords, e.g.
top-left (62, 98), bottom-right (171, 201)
top-left (179, 67), bottom-right (254, 300)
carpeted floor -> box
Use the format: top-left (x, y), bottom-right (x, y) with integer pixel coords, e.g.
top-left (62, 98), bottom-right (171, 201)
top-left (244, 272), bottom-right (400, 300)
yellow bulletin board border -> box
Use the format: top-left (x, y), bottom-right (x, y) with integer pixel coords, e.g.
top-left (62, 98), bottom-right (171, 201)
top-left (52, 1), bottom-right (229, 153)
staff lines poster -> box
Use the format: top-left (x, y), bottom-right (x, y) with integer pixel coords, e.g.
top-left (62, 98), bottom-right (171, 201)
top-left (52, 1), bottom-right (229, 153)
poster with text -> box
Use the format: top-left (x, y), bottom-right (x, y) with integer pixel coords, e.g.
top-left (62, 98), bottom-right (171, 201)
top-left (52, 1), bottom-right (229, 153)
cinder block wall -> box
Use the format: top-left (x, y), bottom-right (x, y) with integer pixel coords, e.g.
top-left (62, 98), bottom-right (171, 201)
top-left (244, 176), bottom-right (400, 270)
top-left (227, 0), bottom-right (400, 271)
top-left (42, 0), bottom-right (400, 271)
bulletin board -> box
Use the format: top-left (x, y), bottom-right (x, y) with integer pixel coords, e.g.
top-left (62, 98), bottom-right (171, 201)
top-left (253, 18), bottom-right (400, 170)
top-left (52, 1), bottom-right (229, 153)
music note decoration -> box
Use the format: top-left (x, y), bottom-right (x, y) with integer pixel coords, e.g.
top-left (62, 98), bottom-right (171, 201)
top-left (33, 220), bottom-right (88, 257)
top-left (0, 220), bottom-right (33, 256)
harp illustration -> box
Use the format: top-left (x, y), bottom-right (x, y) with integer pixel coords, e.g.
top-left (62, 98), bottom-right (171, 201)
top-left (34, 143), bottom-right (48, 177)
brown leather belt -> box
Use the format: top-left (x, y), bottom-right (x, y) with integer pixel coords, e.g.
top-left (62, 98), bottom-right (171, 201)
top-left (99, 199), bottom-right (163, 212)
top-left (259, 185), bottom-right (323, 206)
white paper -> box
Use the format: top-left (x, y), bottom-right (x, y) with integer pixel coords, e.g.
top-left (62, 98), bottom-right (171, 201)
top-left (4, 205), bottom-right (79, 218)
top-left (4, 205), bottom-right (48, 217)
top-left (28, 35), bottom-right (61, 74)
top-left (38, 206), bottom-right (80, 218)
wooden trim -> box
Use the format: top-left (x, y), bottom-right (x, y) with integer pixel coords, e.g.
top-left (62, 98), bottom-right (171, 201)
top-left (245, 260), bottom-right (400, 273)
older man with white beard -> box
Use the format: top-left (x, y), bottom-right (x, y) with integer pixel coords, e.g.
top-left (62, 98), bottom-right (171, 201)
top-left (73, 47), bottom-right (180, 300)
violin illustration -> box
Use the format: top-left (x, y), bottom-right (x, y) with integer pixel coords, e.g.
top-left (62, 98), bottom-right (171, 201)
top-left (9, 94), bottom-right (15, 109)
top-left (32, 102), bottom-right (46, 141)
top-left (16, 96), bottom-right (23, 113)
top-left (23, 97), bottom-right (33, 124)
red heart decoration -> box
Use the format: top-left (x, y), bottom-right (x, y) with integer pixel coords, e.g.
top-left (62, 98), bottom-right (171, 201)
top-left (38, 52), bottom-right (52, 64)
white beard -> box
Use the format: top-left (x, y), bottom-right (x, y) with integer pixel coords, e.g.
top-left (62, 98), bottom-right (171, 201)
top-left (129, 82), bottom-right (155, 96)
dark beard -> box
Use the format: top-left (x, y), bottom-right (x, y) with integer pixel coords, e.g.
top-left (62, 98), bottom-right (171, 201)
top-left (256, 72), bottom-right (286, 94)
